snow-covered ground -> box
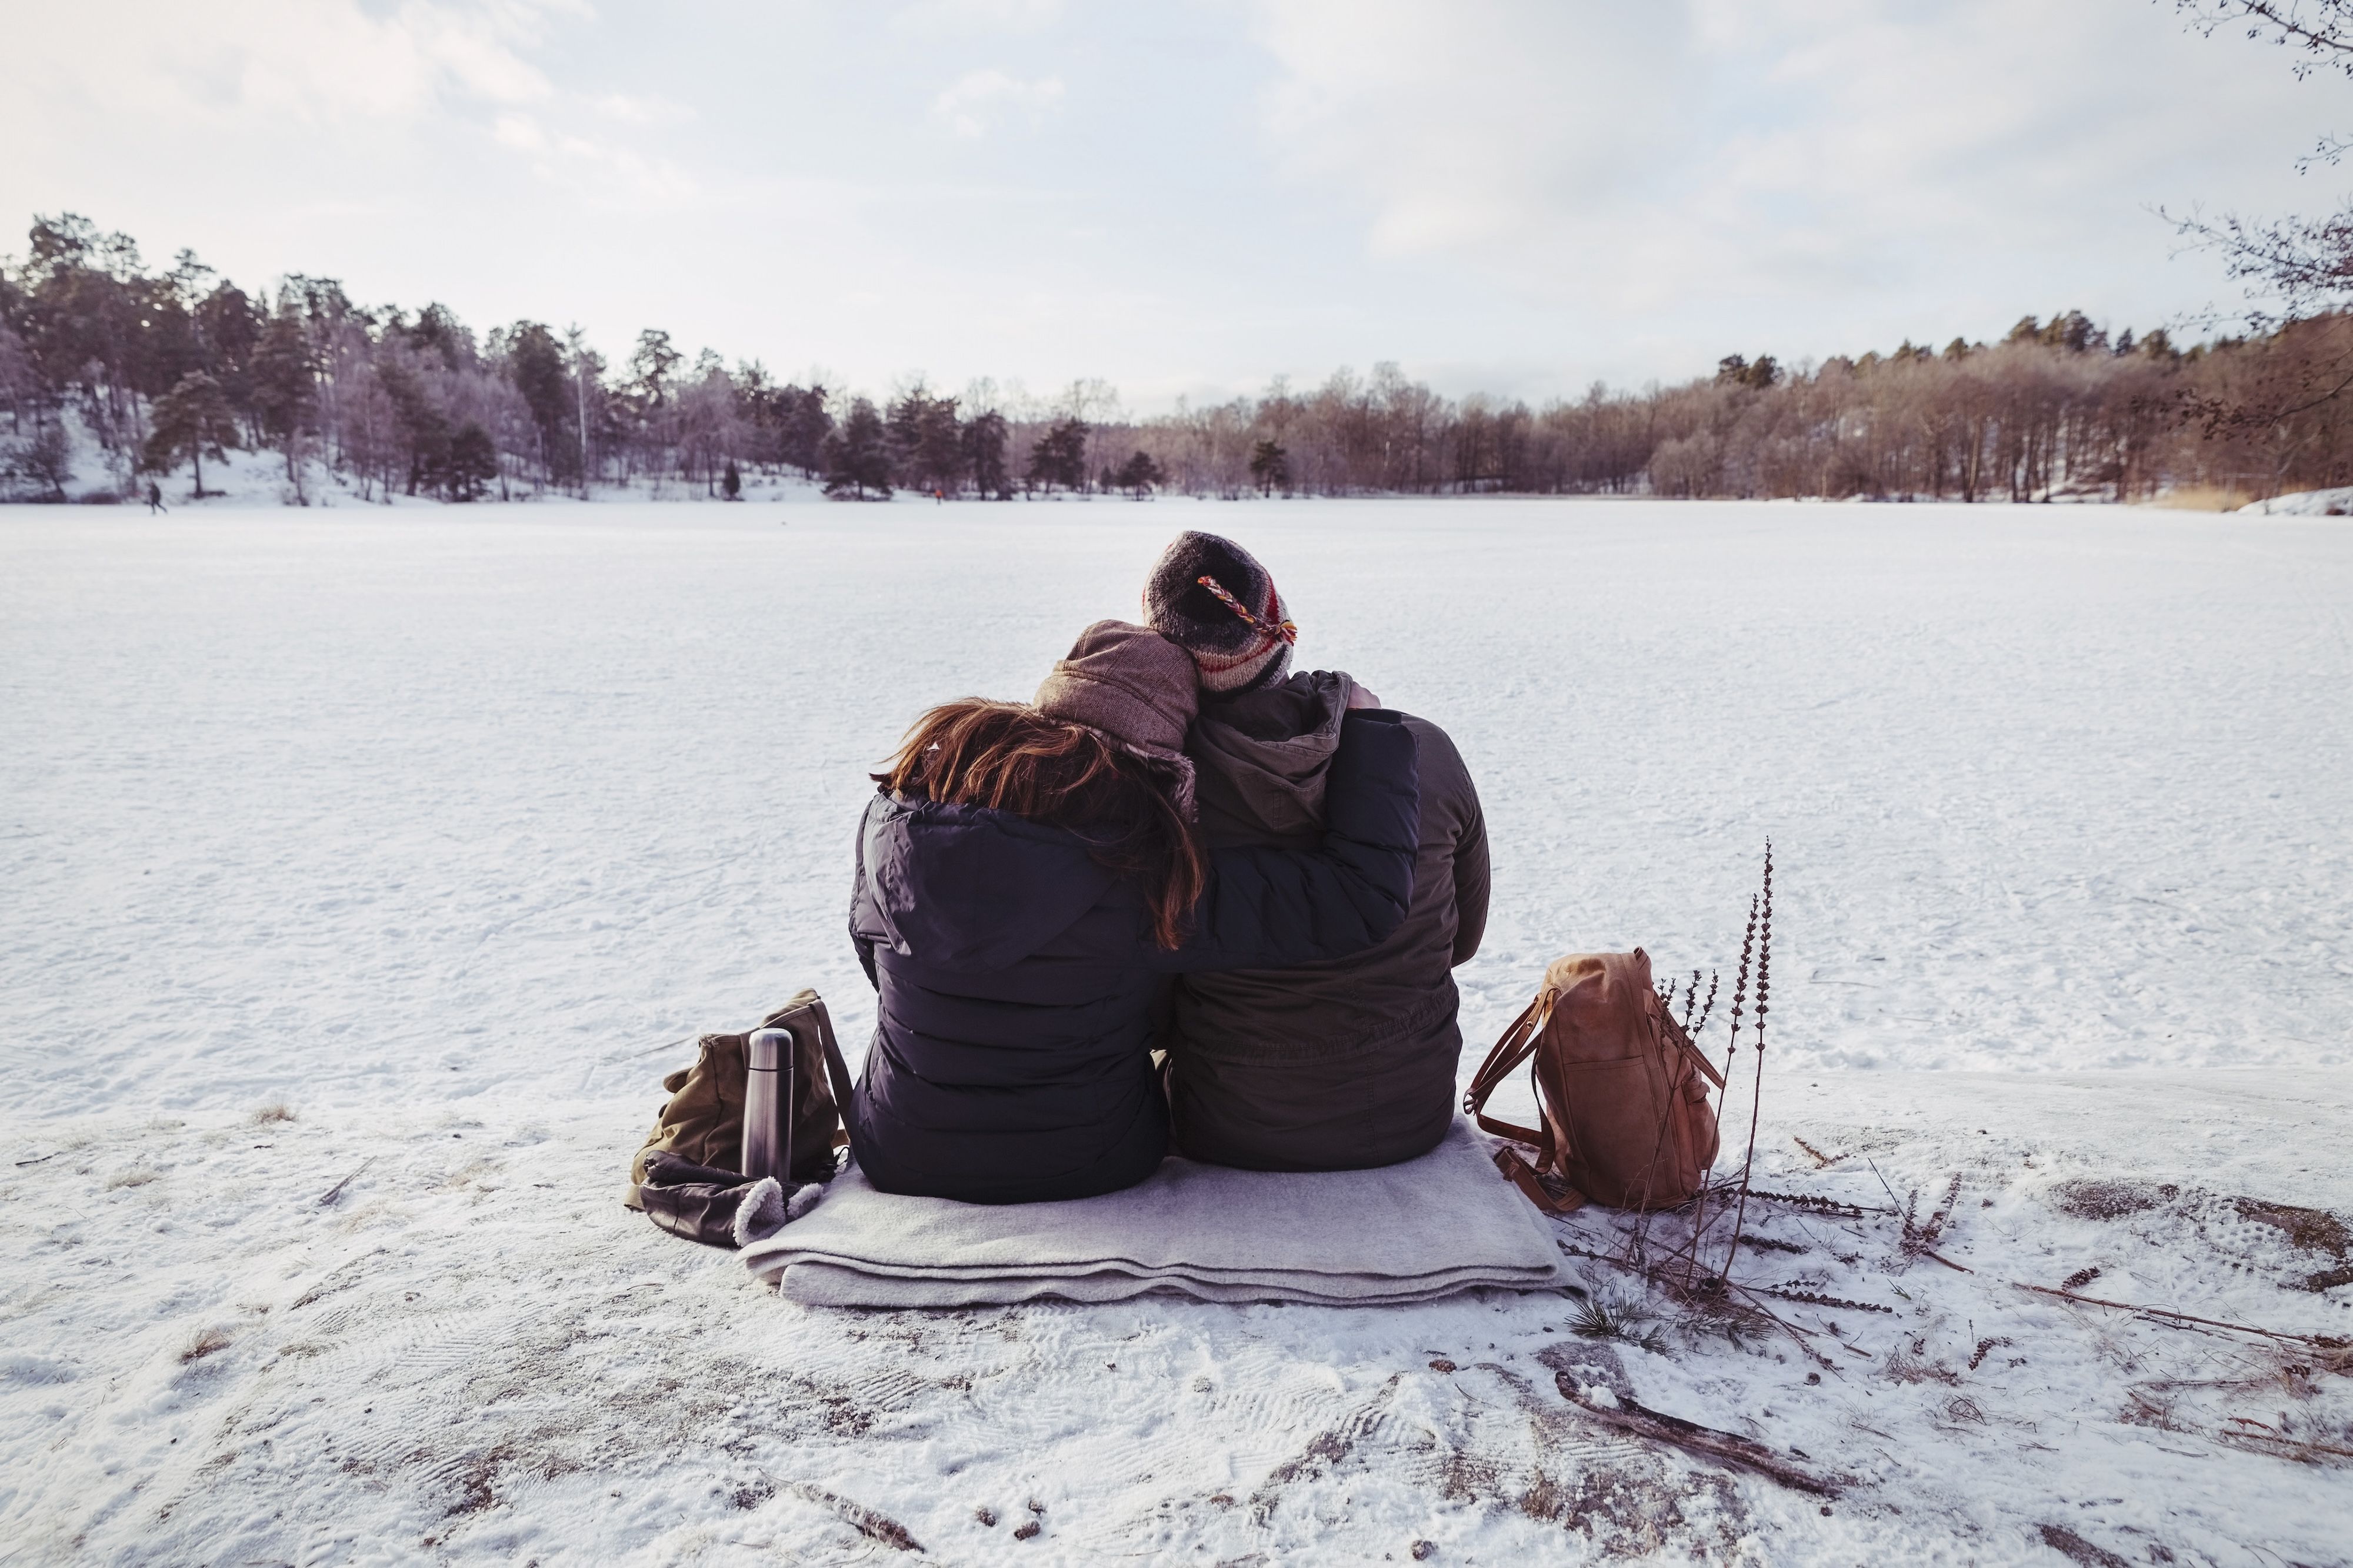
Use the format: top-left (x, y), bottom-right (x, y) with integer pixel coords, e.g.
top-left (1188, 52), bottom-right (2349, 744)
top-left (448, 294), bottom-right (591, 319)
top-left (2243, 485), bottom-right (2353, 518)
top-left (9, 414), bottom-right (826, 510)
top-left (3, 499), bottom-right (2349, 1564)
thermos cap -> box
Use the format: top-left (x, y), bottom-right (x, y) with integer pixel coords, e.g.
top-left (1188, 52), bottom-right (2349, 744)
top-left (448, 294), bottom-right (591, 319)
top-left (748, 1028), bottom-right (788, 1072)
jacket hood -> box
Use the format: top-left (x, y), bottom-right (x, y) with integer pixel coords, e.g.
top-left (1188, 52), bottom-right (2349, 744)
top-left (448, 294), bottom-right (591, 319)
top-left (857, 793), bottom-right (1122, 971)
top-left (1189, 669), bottom-right (1357, 847)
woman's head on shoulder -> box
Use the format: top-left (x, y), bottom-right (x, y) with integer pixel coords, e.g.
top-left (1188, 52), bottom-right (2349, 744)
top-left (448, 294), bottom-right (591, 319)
top-left (878, 698), bottom-right (1128, 815)
top-left (876, 697), bottom-right (1205, 949)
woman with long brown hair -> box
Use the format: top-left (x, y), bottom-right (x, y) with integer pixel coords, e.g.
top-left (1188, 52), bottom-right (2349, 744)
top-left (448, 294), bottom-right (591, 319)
top-left (846, 620), bottom-right (1421, 1204)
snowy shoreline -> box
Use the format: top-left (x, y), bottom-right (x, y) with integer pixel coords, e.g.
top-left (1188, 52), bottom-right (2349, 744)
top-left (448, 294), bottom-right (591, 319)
top-left (11, 423), bottom-right (2342, 514)
top-left (6, 1069), bottom-right (2345, 1564)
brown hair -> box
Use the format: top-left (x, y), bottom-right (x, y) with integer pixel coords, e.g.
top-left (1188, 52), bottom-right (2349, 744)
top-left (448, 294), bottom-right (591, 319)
top-left (877, 699), bottom-right (1205, 949)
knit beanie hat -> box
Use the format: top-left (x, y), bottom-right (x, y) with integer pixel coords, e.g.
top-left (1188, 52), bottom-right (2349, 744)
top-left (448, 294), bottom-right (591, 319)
top-left (1141, 532), bottom-right (1298, 695)
top-left (1034, 620), bottom-right (1200, 816)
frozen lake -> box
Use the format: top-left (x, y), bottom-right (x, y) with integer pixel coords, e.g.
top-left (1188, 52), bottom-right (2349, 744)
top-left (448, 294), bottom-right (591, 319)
top-left (4, 498), bottom-right (2351, 1566)
top-left (4, 497), bottom-right (2348, 1119)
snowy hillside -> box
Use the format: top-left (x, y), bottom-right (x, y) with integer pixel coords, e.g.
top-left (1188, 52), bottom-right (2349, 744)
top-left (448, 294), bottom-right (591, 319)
top-left (2242, 486), bottom-right (2353, 517)
top-left (2, 500), bottom-right (2348, 1564)
top-left (2, 408), bottom-right (832, 510)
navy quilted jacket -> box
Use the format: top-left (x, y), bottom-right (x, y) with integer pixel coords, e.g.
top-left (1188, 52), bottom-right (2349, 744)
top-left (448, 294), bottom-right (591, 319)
top-left (846, 710), bottom-right (1421, 1203)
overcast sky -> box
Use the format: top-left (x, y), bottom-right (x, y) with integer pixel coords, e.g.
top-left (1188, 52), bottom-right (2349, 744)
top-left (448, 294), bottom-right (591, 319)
top-left (6, 0), bottom-right (2343, 409)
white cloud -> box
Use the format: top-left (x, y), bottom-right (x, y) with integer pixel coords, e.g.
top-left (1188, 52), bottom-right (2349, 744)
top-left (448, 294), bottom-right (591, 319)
top-left (1242, 0), bottom-right (2338, 333)
top-left (895, 0), bottom-right (1065, 35)
top-left (493, 112), bottom-right (547, 150)
top-left (9, 0), bottom-right (577, 126)
top-left (547, 134), bottom-right (702, 206)
top-left (591, 92), bottom-right (693, 124)
top-left (2, 0), bottom-right (705, 219)
top-left (2, 0), bottom-right (2339, 403)
top-left (931, 68), bottom-right (1065, 138)
top-left (396, 0), bottom-right (565, 105)
top-left (1253, 1), bottom-right (1687, 252)
top-left (484, 121), bottom-right (703, 208)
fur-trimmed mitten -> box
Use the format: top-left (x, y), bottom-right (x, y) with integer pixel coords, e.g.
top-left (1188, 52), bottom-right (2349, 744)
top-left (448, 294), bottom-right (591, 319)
top-left (634, 1152), bottom-right (829, 1250)
top-left (729, 1175), bottom-right (826, 1247)
top-left (634, 1151), bottom-right (759, 1249)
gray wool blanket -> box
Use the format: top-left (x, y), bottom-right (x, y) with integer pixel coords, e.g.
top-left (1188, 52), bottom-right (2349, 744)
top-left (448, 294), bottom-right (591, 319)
top-left (738, 1119), bottom-right (1569, 1307)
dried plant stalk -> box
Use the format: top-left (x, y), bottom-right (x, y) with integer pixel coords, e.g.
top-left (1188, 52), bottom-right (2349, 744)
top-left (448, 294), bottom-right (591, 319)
top-left (1740, 1187), bottom-right (1881, 1219)
top-left (1759, 1287), bottom-right (1894, 1316)
top-left (2014, 1282), bottom-right (2346, 1346)
top-left (1722, 840), bottom-right (1774, 1277)
top-left (1681, 890), bottom-right (1758, 1287)
top-left (1900, 1173), bottom-right (1966, 1265)
top-left (1558, 1382), bottom-right (1842, 1496)
top-left (1688, 969), bottom-right (1719, 1039)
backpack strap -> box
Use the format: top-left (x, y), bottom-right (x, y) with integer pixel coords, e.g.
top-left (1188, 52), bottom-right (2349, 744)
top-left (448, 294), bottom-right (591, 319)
top-left (1494, 1146), bottom-right (1587, 1214)
top-left (800, 996), bottom-right (860, 1146)
top-left (1465, 987), bottom-right (1593, 1215)
top-left (1464, 989), bottom-right (1558, 1154)
top-left (769, 993), bottom-right (861, 1175)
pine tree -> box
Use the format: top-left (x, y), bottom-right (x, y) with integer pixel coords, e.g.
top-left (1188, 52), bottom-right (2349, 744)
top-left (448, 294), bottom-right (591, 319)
top-left (885, 389), bottom-right (964, 494)
top-left (2038, 309), bottom-right (2105, 353)
top-left (1114, 450), bottom-right (1165, 497)
top-left (142, 370), bottom-right (240, 496)
top-left (629, 329), bottom-right (681, 406)
top-left (1247, 437), bottom-right (1289, 497)
top-left (407, 303), bottom-right (476, 370)
top-left (505, 321), bottom-right (572, 484)
top-left (965, 410), bottom-right (1011, 498)
top-left (444, 422), bottom-right (498, 501)
top-left (192, 282), bottom-right (262, 426)
top-left (822, 398), bottom-right (891, 499)
top-left (374, 359), bottom-right (451, 497)
top-left (917, 396), bottom-right (963, 495)
top-left (249, 303), bottom-right (314, 483)
top-left (782, 386), bottom-right (832, 477)
top-left (1714, 353), bottom-right (1781, 389)
top-left (1025, 416), bottom-right (1088, 493)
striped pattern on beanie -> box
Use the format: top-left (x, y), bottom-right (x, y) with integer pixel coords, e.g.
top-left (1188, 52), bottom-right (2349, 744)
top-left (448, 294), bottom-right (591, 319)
top-left (1142, 532), bottom-right (1299, 695)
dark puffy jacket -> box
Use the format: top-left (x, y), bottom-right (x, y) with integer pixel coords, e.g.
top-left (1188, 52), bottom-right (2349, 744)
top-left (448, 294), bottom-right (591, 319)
top-left (1164, 672), bottom-right (1489, 1172)
top-left (845, 710), bottom-right (1421, 1205)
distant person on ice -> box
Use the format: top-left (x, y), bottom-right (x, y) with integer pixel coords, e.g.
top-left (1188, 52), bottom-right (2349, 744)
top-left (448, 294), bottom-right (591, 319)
top-left (146, 481), bottom-right (166, 515)
top-left (842, 620), bottom-right (1422, 1204)
top-left (1141, 532), bottom-right (1489, 1172)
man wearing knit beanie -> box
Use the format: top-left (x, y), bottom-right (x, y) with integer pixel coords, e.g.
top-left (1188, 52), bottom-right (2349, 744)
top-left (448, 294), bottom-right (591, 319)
top-left (1141, 532), bottom-right (1298, 695)
top-left (1141, 531), bottom-right (1491, 1175)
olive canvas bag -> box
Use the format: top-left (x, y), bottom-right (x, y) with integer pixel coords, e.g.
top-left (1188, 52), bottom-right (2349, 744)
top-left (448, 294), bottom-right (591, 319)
top-left (624, 988), bottom-right (853, 1205)
top-left (1464, 949), bottom-right (1724, 1213)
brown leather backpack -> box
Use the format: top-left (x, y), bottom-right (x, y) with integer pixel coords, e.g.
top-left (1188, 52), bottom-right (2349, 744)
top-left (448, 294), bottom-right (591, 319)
top-left (1465, 950), bottom-right (1724, 1213)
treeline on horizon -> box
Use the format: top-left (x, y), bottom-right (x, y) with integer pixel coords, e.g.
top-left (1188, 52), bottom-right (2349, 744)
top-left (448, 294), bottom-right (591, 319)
top-left (2, 212), bottom-right (2345, 507)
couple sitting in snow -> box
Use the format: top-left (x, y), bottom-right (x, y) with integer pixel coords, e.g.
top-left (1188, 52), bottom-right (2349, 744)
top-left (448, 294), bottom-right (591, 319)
top-left (844, 532), bottom-right (1488, 1204)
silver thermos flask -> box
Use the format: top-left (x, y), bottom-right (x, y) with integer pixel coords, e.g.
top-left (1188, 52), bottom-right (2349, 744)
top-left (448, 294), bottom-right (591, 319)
top-left (742, 1027), bottom-right (796, 1184)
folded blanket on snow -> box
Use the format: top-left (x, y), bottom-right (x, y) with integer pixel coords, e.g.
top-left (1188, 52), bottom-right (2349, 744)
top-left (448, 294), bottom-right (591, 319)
top-left (739, 1118), bottom-right (1568, 1307)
